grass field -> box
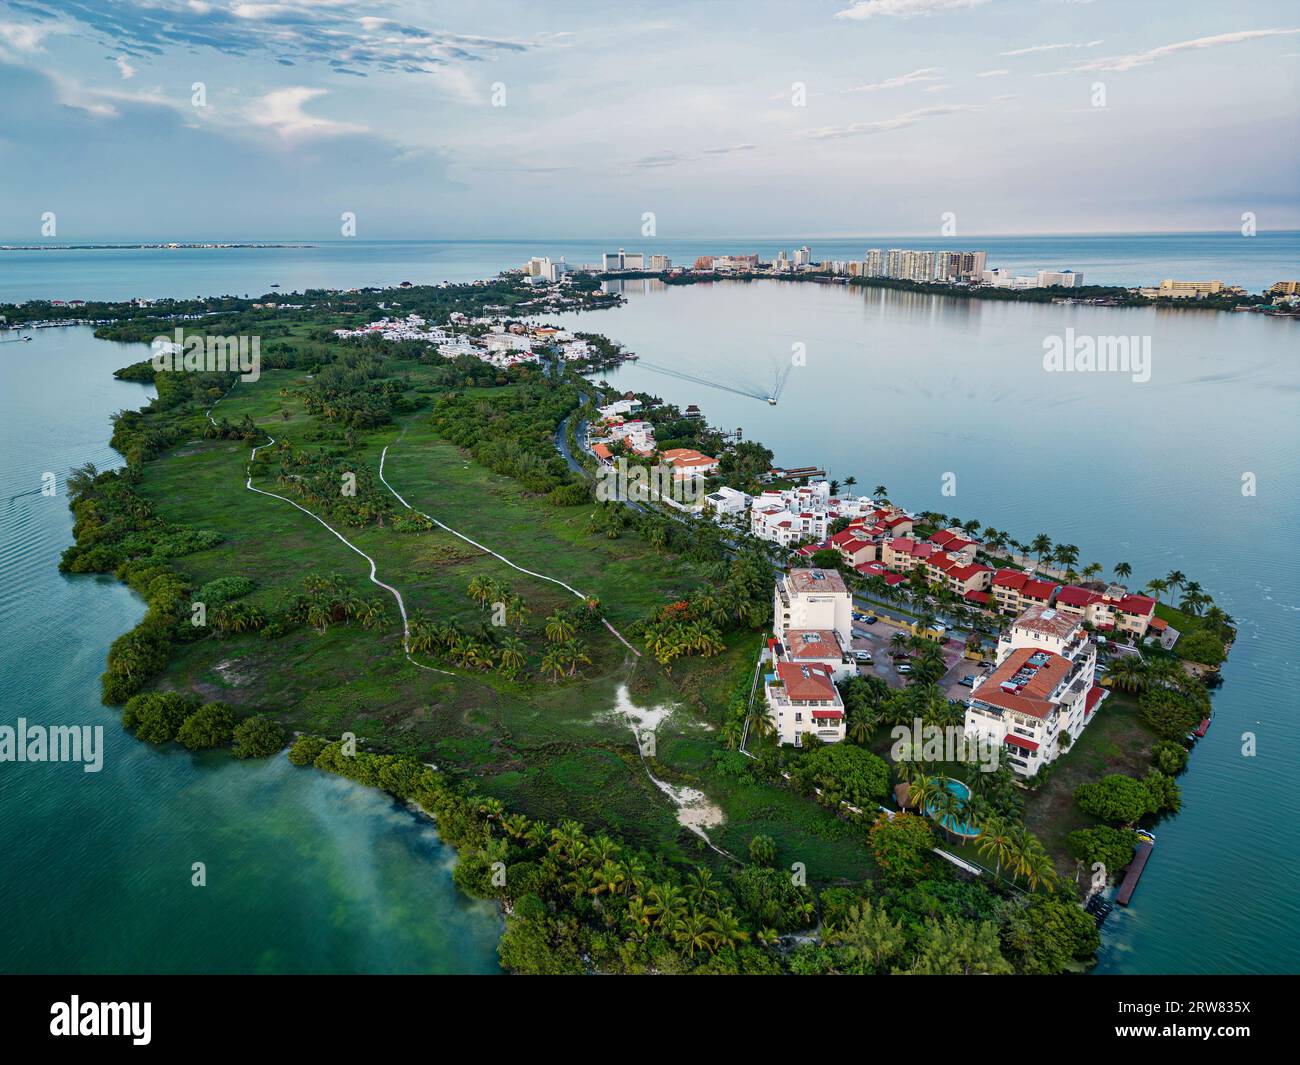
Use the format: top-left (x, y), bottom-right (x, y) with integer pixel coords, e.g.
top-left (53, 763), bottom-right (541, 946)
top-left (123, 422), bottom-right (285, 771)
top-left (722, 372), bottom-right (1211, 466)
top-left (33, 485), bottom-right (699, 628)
top-left (131, 350), bottom-right (876, 879)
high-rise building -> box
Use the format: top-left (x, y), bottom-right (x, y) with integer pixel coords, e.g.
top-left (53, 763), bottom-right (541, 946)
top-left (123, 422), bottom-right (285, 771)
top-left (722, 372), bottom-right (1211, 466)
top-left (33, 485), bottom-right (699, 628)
top-left (649, 254), bottom-right (672, 271)
top-left (865, 248), bottom-right (885, 277)
top-left (794, 245), bottom-right (812, 267)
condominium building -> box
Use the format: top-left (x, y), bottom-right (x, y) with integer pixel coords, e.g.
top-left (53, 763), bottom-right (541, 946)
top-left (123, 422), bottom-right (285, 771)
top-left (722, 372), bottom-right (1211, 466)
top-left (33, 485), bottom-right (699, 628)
top-left (1053, 585), bottom-right (1157, 640)
top-left (649, 255), bottom-right (672, 271)
top-left (1036, 269), bottom-right (1083, 288)
top-left (763, 659), bottom-right (846, 747)
top-left (990, 570), bottom-right (1058, 615)
top-left (773, 568), bottom-right (853, 647)
top-left (1139, 279), bottom-right (1224, 299)
top-left (602, 248), bottom-right (645, 271)
top-left (964, 604), bottom-right (1106, 777)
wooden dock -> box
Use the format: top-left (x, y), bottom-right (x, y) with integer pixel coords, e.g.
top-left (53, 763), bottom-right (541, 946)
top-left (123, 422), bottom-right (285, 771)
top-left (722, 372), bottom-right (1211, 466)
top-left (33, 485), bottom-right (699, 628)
top-left (1116, 836), bottom-right (1155, 906)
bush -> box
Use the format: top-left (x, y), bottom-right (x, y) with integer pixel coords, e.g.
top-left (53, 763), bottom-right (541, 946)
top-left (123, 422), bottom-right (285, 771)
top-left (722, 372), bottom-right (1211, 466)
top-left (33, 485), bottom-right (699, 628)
top-left (1151, 739), bottom-right (1188, 775)
top-left (196, 576), bottom-right (255, 606)
top-left (176, 702), bottom-right (239, 749)
top-left (1139, 688), bottom-right (1202, 740)
top-left (1177, 629), bottom-right (1225, 666)
top-left (1067, 825), bottom-right (1139, 876)
top-left (790, 744), bottom-right (890, 810)
top-left (288, 734), bottom-right (330, 766)
top-left (123, 692), bottom-right (200, 744)
top-left (232, 716), bottom-right (285, 759)
top-left (748, 835), bottom-right (777, 867)
top-left (1074, 774), bottom-right (1155, 825)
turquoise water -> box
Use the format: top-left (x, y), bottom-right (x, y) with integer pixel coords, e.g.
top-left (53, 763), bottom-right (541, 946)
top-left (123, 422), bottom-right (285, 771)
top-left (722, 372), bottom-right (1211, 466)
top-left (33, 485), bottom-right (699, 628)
top-left (1, 232), bottom-right (1296, 303)
top-left (0, 326), bottom-right (502, 974)
top-left (554, 278), bottom-right (1300, 974)
top-left (925, 779), bottom-right (979, 839)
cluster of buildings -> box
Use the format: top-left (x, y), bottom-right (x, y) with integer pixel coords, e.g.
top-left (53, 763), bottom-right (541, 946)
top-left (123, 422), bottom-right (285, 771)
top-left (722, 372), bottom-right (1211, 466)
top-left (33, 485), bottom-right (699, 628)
top-left (758, 565), bottom-right (1114, 778)
top-left (588, 397), bottom-right (720, 486)
top-left (747, 480), bottom-right (882, 546)
top-left (601, 249), bottom-right (672, 272)
top-left (331, 315), bottom-right (593, 369)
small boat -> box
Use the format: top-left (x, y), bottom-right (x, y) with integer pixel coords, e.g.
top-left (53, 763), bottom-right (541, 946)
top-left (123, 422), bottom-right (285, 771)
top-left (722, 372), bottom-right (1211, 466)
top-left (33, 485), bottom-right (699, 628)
top-left (1194, 718), bottom-right (1210, 738)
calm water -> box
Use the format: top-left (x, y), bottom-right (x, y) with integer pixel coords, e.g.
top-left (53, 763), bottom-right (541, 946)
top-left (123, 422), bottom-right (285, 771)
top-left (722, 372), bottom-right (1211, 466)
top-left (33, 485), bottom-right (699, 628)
top-left (2, 235), bottom-right (1297, 974)
top-left (0, 327), bottom-right (502, 974)
top-left (553, 279), bottom-right (1300, 974)
top-left (1, 232), bottom-right (1296, 303)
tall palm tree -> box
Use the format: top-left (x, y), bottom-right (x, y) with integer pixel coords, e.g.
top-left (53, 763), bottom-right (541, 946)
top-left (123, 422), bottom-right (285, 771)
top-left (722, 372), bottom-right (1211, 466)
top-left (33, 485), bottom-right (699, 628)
top-left (976, 817), bottom-right (1015, 879)
top-left (1144, 577), bottom-right (1169, 604)
top-left (1113, 561), bottom-right (1133, 582)
top-left (1165, 570), bottom-right (1186, 608)
top-left (1030, 534), bottom-right (1053, 565)
top-left (873, 485), bottom-right (888, 500)
top-left (497, 636), bottom-right (527, 676)
top-left (1109, 655), bottom-right (1149, 693)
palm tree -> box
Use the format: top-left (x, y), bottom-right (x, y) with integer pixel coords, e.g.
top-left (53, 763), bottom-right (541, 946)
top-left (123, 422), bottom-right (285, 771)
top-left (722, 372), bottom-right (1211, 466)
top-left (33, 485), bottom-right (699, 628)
top-left (1108, 655), bottom-right (1148, 693)
top-left (1165, 570), bottom-right (1186, 608)
top-left (976, 817), bottom-right (1015, 879)
top-left (710, 909), bottom-right (750, 950)
top-left (908, 774), bottom-right (940, 817)
top-left (540, 646), bottom-right (566, 682)
top-left (497, 636), bottom-right (527, 676)
top-left (1144, 577), bottom-right (1169, 603)
top-left (1030, 534), bottom-right (1053, 566)
top-left (674, 912), bottom-right (718, 957)
top-left (504, 594), bottom-right (529, 631)
top-left (1114, 561), bottom-right (1133, 582)
top-left (559, 639), bottom-right (592, 676)
top-left (645, 883), bottom-right (686, 932)
top-left (686, 868), bottom-right (722, 914)
top-left (467, 574), bottom-right (493, 609)
top-left (544, 612), bottom-right (576, 643)
top-left (873, 484), bottom-right (888, 500)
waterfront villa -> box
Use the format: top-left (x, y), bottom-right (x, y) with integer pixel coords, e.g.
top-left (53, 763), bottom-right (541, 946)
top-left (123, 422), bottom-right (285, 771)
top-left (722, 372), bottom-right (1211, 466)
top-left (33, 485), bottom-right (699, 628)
top-left (1053, 584), bottom-right (1157, 641)
top-left (991, 570), bottom-right (1059, 615)
top-left (703, 485), bottom-right (750, 520)
top-left (964, 604), bottom-right (1107, 777)
top-left (658, 447), bottom-right (719, 483)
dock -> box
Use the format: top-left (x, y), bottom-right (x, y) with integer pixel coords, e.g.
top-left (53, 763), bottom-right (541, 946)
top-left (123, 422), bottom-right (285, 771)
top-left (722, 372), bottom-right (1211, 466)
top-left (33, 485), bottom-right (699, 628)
top-left (1116, 836), bottom-right (1155, 906)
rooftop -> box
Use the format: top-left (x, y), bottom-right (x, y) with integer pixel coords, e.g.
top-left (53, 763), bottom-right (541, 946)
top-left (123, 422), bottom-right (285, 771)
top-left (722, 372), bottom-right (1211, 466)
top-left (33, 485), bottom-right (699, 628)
top-left (975, 646), bottom-right (1072, 719)
top-left (787, 568), bottom-right (848, 594)
top-left (1012, 603), bottom-right (1082, 641)
top-left (784, 629), bottom-right (844, 660)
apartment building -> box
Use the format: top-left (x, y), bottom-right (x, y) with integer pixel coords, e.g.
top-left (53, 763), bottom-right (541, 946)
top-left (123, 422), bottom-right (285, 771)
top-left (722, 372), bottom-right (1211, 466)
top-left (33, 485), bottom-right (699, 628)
top-left (991, 570), bottom-right (1059, 615)
top-left (773, 568), bottom-right (853, 647)
top-left (1053, 585), bottom-right (1157, 641)
top-left (763, 660), bottom-right (846, 747)
top-left (964, 604), bottom-right (1106, 777)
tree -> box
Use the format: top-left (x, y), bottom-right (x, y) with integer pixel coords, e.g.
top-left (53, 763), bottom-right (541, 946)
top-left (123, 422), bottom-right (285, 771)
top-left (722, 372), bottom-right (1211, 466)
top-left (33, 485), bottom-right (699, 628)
top-left (1144, 577), bottom-right (1169, 603)
top-left (232, 716), bottom-right (285, 759)
top-left (748, 835), bottom-right (777, 867)
top-left (123, 692), bottom-right (199, 744)
top-left (1074, 774), bottom-right (1155, 825)
top-left (1114, 561), bottom-right (1133, 581)
top-left (1067, 825), bottom-right (1139, 878)
top-left (868, 812), bottom-right (934, 884)
top-left (1001, 895), bottom-right (1100, 974)
top-left (544, 612), bottom-right (576, 643)
top-left (497, 636), bottom-right (528, 676)
top-left (825, 900), bottom-right (906, 974)
top-left (1151, 739), bottom-right (1189, 775)
top-left (790, 744), bottom-right (891, 810)
top-left (1178, 629), bottom-right (1225, 666)
top-left (902, 916), bottom-right (1012, 975)
top-left (1138, 688), bottom-right (1202, 739)
top-left (1165, 570), bottom-right (1186, 607)
top-left (176, 702), bottom-right (238, 749)
top-left (1030, 533), bottom-right (1053, 565)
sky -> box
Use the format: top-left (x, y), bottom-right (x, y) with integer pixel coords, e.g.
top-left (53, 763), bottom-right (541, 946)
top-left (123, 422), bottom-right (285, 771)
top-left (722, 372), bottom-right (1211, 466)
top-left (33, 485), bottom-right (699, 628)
top-left (0, 0), bottom-right (1297, 240)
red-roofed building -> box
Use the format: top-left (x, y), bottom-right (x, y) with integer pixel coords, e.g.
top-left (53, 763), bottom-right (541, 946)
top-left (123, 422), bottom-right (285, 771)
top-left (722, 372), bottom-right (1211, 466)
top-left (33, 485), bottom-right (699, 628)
top-left (991, 569), bottom-right (1059, 615)
top-left (1052, 584), bottom-right (1157, 640)
top-left (965, 603), bottom-right (1102, 777)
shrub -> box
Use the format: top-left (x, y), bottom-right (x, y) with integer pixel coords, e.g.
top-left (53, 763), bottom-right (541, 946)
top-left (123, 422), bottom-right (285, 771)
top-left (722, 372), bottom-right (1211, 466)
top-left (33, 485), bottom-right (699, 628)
top-left (232, 716), bottom-right (286, 759)
top-left (1151, 739), bottom-right (1189, 775)
top-left (123, 692), bottom-right (200, 744)
top-left (176, 702), bottom-right (239, 749)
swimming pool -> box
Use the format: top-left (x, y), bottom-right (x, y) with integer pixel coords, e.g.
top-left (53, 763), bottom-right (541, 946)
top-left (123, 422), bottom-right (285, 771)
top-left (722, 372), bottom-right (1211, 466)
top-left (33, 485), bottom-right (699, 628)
top-left (925, 777), bottom-right (981, 838)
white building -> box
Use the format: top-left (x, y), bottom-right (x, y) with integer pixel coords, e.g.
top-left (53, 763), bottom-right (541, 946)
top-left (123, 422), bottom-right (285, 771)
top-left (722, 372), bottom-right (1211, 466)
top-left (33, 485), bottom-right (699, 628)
top-left (963, 604), bottom-right (1106, 777)
top-left (597, 398), bottom-right (642, 421)
top-left (649, 255), bottom-right (672, 271)
top-left (1036, 269), bottom-right (1083, 288)
top-left (702, 485), bottom-right (751, 521)
top-left (763, 659), bottom-right (846, 747)
top-left (773, 568), bottom-right (853, 647)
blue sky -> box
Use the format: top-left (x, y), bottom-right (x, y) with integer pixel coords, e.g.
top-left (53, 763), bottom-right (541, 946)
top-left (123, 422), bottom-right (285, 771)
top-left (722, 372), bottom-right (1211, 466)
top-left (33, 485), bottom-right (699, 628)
top-left (0, 0), bottom-right (1297, 240)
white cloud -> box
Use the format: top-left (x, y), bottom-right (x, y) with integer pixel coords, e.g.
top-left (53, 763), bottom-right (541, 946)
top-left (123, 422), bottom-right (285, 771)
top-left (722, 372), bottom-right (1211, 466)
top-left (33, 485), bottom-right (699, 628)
top-left (1001, 40), bottom-right (1102, 56)
top-left (1054, 28), bottom-right (1300, 73)
top-left (976, 68), bottom-right (1009, 77)
top-left (844, 67), bottom-right (943, 92)
top-left (244, 87), bottom-right (368, 139)
top-left (0, 20), bottom-right (61, 53)
top-left (804, 104), bottom-right (983, 138)
top-left (836, 0), bottom-right (990, 19)
top-left (114, 55), bottom-right (136, 79)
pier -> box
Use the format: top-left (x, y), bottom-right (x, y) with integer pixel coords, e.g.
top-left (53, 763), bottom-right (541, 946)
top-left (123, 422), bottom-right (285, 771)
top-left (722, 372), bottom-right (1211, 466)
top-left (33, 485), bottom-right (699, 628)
top-left (1116, 833), bottom-right (1155, 906)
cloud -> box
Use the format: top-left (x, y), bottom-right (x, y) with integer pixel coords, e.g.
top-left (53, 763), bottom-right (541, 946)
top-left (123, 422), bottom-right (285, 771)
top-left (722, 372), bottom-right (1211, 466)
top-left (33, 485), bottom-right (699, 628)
top-left (0, 19), bottom-right (61, 53)
top-left (976, 69), bottom-right (1009, 77)
top-left (835, 0), bottom-right (990, 19)
top-left (20, 1), bottom-right (539, 75)
top-left (1000, 40), bottom-right (1102, 56)
top-left (113, 54), bottom-right (134, 78)
top-left (243, 86), bottom-right (368, 138)
top-left (844, 67), bottom-right (943, 92)
top-left (804, 103), bottom-right (983, 139)
top-left (1050, 28), bottom-right (1300, 73)
top-left (701, 143), bottom-right (756, 154)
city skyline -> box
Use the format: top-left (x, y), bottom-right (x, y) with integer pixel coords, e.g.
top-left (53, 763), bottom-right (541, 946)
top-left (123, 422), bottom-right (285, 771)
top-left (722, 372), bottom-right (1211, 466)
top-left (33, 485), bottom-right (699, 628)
top-left (0, 0), bottom-right (1297, 240)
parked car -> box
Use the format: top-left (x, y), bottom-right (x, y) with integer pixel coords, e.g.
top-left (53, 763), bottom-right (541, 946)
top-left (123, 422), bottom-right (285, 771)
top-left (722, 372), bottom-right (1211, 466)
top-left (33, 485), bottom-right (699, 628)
top-left (861, 614), bottom-right (877, 625)
top-left (958, 675), bottom-right (975, 688)
top-left (897, 663), bottom-right (913, 674)
top-left (853, 650), bottom-right (873, 662)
